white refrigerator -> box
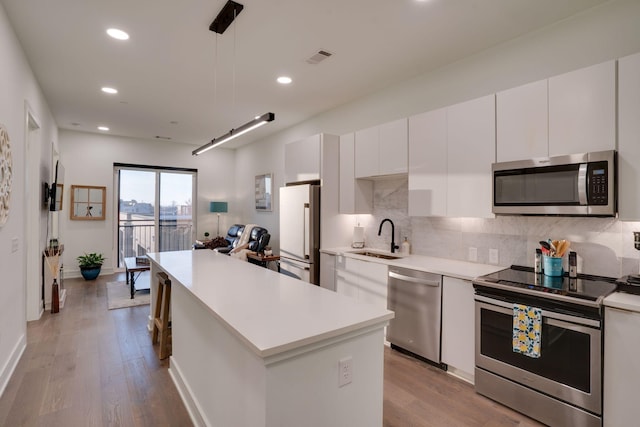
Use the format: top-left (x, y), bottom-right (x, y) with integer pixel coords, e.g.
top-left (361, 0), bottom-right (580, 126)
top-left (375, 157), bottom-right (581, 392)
top-left (279, 184), bottom-right (320, 285)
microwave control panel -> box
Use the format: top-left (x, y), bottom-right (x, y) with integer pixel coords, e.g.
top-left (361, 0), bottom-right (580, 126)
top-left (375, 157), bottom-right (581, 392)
top-left (587, 161), bottom-right (608, 205)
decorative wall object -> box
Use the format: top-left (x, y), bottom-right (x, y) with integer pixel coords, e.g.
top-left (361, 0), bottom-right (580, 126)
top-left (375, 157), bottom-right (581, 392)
top-left (70, 185), bottom-right (106, 220)
top-left (0, 124), bottom-right (12, 226)
top-left (255, 173), bottom-right (272, 211)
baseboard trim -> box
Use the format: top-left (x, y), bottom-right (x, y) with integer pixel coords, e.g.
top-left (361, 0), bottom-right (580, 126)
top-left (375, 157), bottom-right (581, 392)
top-left (0, 333), bottom-right (27, 399)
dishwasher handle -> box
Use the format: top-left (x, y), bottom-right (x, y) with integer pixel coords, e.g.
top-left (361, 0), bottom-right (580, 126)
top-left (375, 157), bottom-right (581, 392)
top-left (388, 271), bottom-right (441, 287)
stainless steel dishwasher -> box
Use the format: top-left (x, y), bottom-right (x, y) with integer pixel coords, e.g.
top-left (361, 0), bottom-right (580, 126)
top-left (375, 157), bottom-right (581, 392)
top-left (387, 266), bottom-right (444, 367)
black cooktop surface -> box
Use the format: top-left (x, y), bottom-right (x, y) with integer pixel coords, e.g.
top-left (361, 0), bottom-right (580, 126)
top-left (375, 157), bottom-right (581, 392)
top-left (475, 266), bottom-right (617, 302)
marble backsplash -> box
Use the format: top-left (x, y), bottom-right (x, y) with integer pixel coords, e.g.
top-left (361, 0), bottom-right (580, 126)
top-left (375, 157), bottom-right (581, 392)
top-left (354, 177), bottom-right (640, 279)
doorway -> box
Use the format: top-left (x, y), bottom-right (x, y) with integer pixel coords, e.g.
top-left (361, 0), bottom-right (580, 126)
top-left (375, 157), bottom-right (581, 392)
top-left (114, 164), bottom-right (197, 267)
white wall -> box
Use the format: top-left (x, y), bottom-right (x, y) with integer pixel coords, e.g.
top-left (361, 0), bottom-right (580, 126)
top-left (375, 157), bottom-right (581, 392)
top-left (58, 130), bottom-right (236, 276)
top-left (236, 0), bottom-right (640, 254)
top-left (0, 2), bottom-right (58, 395)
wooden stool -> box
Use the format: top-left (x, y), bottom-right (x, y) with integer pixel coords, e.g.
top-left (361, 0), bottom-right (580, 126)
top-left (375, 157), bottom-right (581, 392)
top-left (152, 272), bottom-right (172, 360)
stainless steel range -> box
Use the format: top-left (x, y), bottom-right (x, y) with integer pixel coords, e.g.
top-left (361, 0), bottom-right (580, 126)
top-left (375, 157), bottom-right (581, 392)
top-left (473, 266), bottom-right (617, 427)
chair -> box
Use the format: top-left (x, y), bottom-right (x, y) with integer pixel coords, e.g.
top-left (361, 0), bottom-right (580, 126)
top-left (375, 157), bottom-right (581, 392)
top-left (214, 224), bottom-right (245, 254)
top-left (247, 227), bottom-right (270, 253)
top-left (152, 272), bottom-right (172, 360)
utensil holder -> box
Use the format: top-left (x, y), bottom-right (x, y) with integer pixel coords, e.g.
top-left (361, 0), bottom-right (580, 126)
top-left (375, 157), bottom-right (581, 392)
top-left (543, 255), bottom-right (563, 277)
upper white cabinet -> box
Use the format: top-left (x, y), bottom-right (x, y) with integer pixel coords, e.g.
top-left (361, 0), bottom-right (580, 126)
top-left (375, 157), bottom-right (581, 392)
top-left (284, 134), bottom-right (321, 183)
top-left (408, 107), bottom-right (448, 217)
top-left (618, 52), bottom-right (640, 220)
top-left (339, 133), bottom-right (373, 214)
top-left (548, 60), bottom-right (616, 156)
top-left (496, 79), bottom-right (548, 162)
top-left (354, 118), bottom-right (408, 178)
top-left (447, 94), bottom-right (496, 218)
top-left (441, 277), bottom-right (475, 382)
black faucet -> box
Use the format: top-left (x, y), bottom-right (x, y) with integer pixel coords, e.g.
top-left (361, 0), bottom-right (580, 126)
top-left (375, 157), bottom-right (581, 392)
top-left (378, 218), bottom-right (400, 253)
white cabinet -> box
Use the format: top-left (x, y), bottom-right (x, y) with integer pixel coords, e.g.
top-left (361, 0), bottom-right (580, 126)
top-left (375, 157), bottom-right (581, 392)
top-left (618, 52), bottom-right (640, 220)
top-left (548, 60), bottom-right (616, 156)
top-left (319, 252), bottom-right (336, 291)
top-left (408, 107), bottom-right (447, 217)
top-left (284, 134), bottom-right (321, 183)
top-left (441, 276), bottom-right (475, 382)
top-left (354, 118), bottom-right (408, 178)
top-left (339, 133), bottom-right (373, 214)
top-left (335, 256), bottom-right (388, 311)
top-left (446, 94), bottom-right (496, 218)
top-left (604, 306), bottom-right (640, 426)
top-left (496, 79), bottom-right (548, 162)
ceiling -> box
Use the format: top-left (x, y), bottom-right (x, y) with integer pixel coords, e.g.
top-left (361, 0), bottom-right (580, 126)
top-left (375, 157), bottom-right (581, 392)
top-left (2, 0), bottom-right (607, 149)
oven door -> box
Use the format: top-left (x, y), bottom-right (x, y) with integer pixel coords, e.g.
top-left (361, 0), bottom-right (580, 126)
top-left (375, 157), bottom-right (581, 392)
top-left (475, 295), bottom-right (602, 414)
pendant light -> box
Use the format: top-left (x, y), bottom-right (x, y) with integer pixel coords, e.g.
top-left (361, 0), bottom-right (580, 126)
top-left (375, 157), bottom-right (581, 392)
top-left (193, 0), bottom-right (274, 156)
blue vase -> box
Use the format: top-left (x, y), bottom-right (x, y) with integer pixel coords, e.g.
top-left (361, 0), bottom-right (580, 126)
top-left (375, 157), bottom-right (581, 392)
top-left (81, 267), bottom-right (101, 280)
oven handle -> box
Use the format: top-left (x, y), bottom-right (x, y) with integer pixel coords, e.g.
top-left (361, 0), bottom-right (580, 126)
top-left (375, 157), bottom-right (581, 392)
top-left (474, 294), bottom-right (600, 328)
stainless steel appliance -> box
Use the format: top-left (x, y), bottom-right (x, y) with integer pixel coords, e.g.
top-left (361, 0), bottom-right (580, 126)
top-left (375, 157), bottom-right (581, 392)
top-left (473, 266), bottom-right (617, 427)
top-left (387, 266), bottom-right (444, 367)
top-left (492, 150), bottom-right (616, 216)
top-left (279, 183), bottom-right (320, 285)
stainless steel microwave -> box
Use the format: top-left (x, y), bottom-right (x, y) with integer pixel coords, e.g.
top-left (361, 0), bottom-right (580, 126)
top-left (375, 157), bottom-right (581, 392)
top-left (492, 150), bottom-right (616, 216)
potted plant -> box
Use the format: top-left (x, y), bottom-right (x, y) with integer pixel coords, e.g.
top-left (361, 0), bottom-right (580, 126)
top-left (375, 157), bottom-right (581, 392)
top-left (77, 252), bottom-right (105, 280)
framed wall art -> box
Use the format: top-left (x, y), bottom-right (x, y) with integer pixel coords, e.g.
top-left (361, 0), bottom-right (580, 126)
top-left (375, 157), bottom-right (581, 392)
top-left (255, 173), bottom-right (273, 211)
top-left (70, 185), bottom-right (106, 220)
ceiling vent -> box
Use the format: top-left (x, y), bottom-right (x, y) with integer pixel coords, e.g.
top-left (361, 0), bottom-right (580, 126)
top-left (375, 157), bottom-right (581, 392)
top-left (306, 50), bottom-right (333, 65)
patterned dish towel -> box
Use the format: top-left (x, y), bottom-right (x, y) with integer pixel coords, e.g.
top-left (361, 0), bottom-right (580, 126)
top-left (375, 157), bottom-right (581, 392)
top-left (513, 304), bottom-right (542, 358)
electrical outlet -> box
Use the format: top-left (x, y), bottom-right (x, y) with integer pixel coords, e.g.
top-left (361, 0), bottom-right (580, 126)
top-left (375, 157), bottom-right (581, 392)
top-left (338, 357), bottom-right (353, 387)
top-left (489, 248), bottom-right (499, 265)
top-left (11, 237), bottom-right (18, 253)
top-left (468, 247), bottom-right (477, 262)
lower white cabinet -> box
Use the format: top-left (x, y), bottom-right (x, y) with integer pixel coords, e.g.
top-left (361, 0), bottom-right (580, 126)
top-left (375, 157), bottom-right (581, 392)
top-left (603, 306), bottom-right (640, 426)
top-left (319, 252), bottom-right (336, 291)
top-left (335, 256), bottom-right (388, 310)
top-left (441, 276), bottom-right (475, 382)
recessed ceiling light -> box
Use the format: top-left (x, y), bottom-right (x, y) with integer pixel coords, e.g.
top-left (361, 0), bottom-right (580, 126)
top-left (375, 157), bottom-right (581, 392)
top-left (106, 28), bottom-right (129, 40)
top-left (277, 76), bottom-right (292, 85)
top-left (101, 87), bottom-right (118, 94)
top-left (98, 126), bottom-right (110, 131)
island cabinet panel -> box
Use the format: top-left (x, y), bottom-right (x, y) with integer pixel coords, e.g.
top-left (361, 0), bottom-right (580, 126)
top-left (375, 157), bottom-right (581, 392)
top-left (339, 133), bottom-right (373, 214)
top-left (441, 276), bottom-right (475, 383)
top-left (319, 252), bottom-right (336, 291)
top-left (354, 118), bottom-right (408, 178)
top-left (496, 79), bottom-right (548, 162)
top-left (618, 51), bottom-right (640, 220)
top-left (446, 94), bottom-right (496, 218)
top-left (604, 306), bottom-right (640, 426)
top-left (408, 107), bottom-right (448, 217)
top-left (548, 60), bottom-right (616, 157)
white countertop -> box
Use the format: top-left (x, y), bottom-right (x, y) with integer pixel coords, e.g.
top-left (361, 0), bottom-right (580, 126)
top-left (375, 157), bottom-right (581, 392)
top-left (147, 250), bottom-right (394, 358)
top-left (604, 291), bottom-right (640, 313)
top-left (321, 247), bottom-right (504, 281)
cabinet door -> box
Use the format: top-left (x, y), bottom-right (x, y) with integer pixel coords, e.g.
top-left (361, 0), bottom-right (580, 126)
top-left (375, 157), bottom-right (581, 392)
top-left (379, 118), bottom-right (408, 175)
top-left (604, 307), bottom-right (640, 426)
top-left (408, 108), bottom-right (447, 216)
top-left (496, 79), bottom-right (548, 162)
top-left (447, 95), bottom-right (496, 218)
top-left (334, 255), bottom-right (358, 299)
top-left (618, 52), bottom-right (640, 220)
top-left (319, 253), bottom-right (336, 291)
top-left (354, 125), bottom-right (379, 178)
top-left (284, 134), bottom-right (321, 183)
top-left (339, 134), bottom-right (372, 214)
top-left (548, 60), bottom-right (616, 156)
top-left (356, 259), bottom-right (388, 311)
top-left (441, 277), bottom-right (475, 382)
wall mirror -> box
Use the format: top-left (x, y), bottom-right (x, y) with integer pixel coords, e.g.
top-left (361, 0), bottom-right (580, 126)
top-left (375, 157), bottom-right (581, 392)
top-left (70, 185), bottom-right (106, 220)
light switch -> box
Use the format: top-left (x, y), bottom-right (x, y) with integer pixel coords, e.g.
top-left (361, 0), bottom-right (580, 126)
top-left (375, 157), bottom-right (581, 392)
top-left (11, 237), bottom-right (18, 253)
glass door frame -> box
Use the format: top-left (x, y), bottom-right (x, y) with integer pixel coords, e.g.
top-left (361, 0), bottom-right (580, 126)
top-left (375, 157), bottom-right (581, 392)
top-left (113, 163), bottom-right (198, 269)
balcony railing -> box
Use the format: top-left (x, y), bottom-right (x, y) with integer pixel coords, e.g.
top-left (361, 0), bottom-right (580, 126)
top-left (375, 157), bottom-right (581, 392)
top-left (118, 221), bottom-right (193, 266)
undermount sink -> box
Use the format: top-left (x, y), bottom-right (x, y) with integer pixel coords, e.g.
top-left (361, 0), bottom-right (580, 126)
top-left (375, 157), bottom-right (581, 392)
top-left (351, 251), bottom-right (402, 260)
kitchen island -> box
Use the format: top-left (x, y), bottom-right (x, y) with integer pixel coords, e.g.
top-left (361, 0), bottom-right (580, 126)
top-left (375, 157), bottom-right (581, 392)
top-left (146, 250), bottom-right (394, 427)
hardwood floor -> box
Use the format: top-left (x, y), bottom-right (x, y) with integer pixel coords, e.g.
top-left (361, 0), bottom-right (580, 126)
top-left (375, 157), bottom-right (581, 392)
top-left (0, 273), bottom-right (543, 427)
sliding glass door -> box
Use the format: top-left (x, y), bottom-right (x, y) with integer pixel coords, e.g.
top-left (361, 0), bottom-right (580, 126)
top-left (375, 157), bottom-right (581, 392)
top-left (116, 164), bottom-right (196, 267)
